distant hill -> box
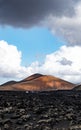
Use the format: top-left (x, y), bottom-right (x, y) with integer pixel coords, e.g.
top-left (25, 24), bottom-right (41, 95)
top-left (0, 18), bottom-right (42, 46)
top-left (1, 81), bottom-right (17, 86)
top-left (0, 73), bottom-right (75, 91)
top-left (73, 84), bottom-right (81, 90)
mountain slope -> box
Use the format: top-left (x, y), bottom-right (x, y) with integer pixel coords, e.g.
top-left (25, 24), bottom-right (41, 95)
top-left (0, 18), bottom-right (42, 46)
top-left (21, 73), bottom-right (43, 82)
top-left (73, 84), bottom-right (81, 90)
top-left (0, 73), bottom-right (75, 91)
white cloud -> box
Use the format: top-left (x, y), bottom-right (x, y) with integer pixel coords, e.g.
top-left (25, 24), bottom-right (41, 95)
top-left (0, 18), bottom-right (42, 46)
top-left (45, 2), bottom-right (81, 45)
top-left (41, 46), bottom-right (81, 83)
top-left (0, 40), bottom-right (26, 79)
top-left (26, 45), bottom-right (81, 83)
top-left (0, 40), bottom-right (81, 84)
top-left (0, 40), bottom-right (43, 82)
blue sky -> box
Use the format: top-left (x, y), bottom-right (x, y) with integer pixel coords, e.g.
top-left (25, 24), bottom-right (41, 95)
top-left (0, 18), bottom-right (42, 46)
top-left (0, 26), bottom-right (64, 66)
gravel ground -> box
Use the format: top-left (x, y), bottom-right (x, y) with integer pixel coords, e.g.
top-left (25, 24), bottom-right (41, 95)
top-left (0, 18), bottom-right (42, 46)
top-left (0, 90), bottom-right (81, 130)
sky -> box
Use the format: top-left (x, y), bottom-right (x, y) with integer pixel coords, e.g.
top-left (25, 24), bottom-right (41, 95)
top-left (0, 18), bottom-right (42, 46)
top-left (0, 0), bottom-right (81, 84)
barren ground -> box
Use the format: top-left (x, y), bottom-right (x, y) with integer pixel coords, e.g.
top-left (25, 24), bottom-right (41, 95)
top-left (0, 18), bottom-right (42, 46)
top-left (0, 91), bottom-right (81, 130)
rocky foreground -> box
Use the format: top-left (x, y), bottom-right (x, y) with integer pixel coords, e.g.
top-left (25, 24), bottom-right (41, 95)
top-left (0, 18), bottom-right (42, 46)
top-left (0, 91), bottom-right (81, 130)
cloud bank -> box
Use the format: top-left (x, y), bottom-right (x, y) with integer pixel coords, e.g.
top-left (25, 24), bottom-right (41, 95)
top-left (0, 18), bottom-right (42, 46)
top-left (28, 45), bottom-right (81, 83)
top-left (0, 0), bottom-right (75, 27)
top-left (0, 40), bottom-right (26, 79)
top-left (0, 0), bottom-right (81, 45)
top-left (47, 2), bottom-right (81, 45)
top-left (0, 40), bottom-right (81, 83)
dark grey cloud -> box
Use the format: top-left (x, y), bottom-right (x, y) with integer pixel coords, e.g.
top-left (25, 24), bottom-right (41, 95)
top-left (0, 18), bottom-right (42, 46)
top-left (47, 0), bottom-right (81, 46)
top-left (0, 0), bottom-right (78, 27)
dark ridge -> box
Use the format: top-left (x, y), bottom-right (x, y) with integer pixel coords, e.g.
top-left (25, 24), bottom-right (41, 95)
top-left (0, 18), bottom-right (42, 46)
top-left (20, 73), bottom-right (43, 82)
top-left (1, 81), bottom-right (17, 86)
